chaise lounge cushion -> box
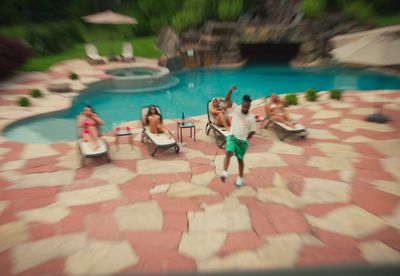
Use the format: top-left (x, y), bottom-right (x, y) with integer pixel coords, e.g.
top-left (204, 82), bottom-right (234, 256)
top-left (274, 121), bottom-right (306, 132)
top-left (79, 139), bottom-right (108, 157)
top-left (144, 126), bottom-right (176, 146)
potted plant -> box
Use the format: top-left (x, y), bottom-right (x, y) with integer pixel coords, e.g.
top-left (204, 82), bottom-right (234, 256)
top-left (30, 89), bottom-right (43, 98)
top-left (17, 96), bottom-right (30, 107)
top-left (329, 89), bottom-right (343, 100)
top-left (284, 93), bottom-right (298, 106)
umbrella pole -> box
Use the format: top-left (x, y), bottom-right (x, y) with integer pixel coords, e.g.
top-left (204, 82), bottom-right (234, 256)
top-left (109, 25), bottom-right (117, 61)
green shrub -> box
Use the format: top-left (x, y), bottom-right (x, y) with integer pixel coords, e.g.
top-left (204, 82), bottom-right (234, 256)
top-left (341, 1), bottom-right (374, 23)
top-left (171, 0), bottom-right (210, 33)
top-left (218, 0), bottom-right (244, 21)
top-left (17, 96), bottom-right (30, 107)
top-left (376, 14), bottom-right (400, 27)
top-left (284, 93), bottom-right (298, 106)
top-left (305, 88), bottom-right (318, 102)
top-left (171, 12), bottom-right (194, 34)
top-left (69, 72), bottom-right (79, 80)
top-left (329, 89), bottom-right (342, 100)
top-left (26, 21), bottom-right (83, 55)
top-left (30, 89), bottom-right (43, 98)
top-left (300, 0), bottom-right (327, 19)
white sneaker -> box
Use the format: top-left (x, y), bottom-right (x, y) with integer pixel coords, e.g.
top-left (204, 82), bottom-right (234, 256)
top-left (235, 177), bottom-right (245, 188)
top-left (220, 171), bottom-right (228, 182)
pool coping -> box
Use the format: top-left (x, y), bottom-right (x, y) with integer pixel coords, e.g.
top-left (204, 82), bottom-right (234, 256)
top-left (0, 57), bottom-right (399, 144)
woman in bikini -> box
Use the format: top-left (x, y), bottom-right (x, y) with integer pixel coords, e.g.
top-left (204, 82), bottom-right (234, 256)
top-left (77, 105), bottom-right (104, 150)
top-left (145, 106), bottom-right (173, 139)
top-left (210, 98), bottom-right (231, 130)
top-left (265, 94), bottom-right (295, 128)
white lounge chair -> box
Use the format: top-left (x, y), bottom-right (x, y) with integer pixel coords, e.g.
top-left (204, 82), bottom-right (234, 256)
top-left (205, 97), bottom-right (230, 148)
top-left (140, 105), bottom-right (179, 156)
top-left (263, 96), bottom-right (307, 141)
top-left (85, 43), bottom-right (105, 64)
top-left (121, 42), bottom-right (135, 62)
top-left (77, 114), bottom-right (110, 166)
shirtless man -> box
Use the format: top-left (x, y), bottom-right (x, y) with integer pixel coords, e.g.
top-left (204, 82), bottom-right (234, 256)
top-left (145, 106), bottom-right (172, 139)
top-left (210, 98), bottom-right (231, 130)
top-left (265, 94), bottom-right (295, 128)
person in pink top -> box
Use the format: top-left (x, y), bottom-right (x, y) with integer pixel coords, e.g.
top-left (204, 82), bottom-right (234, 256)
top-left (77, 105), bottom-right (104, 150)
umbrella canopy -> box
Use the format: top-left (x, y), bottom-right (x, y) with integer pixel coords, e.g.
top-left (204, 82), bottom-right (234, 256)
top-left (82, 10), bottom-right (137, 56)
top-left (82, 10), bottom-right (137, 25)
top-left (330, 25), bottom-right (400, 48)
top-left (330, 33), bottom-right (400, 66)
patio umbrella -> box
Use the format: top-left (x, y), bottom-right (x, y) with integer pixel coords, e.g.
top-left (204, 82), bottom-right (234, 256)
top-left (330, 33), bottom-right (400, 66)
top-left (330, 33), bottom-right (398, 123)
top-left (82, 10), bottom-right (137, 24)
top-left (82, 10), bottom-right (137, 57)
top-left (330, 25), bottom-right (400, 48)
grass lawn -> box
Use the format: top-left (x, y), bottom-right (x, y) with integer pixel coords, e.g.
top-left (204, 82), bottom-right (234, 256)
top-left (21, 36), bottom-right (162, 72)
top-left (376, 14), bottom-right (400, 27)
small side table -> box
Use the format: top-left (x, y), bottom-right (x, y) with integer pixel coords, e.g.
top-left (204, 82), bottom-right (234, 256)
top-left (108, 54), bottom-right (120, 62)
top-left (177, 121), bottom-right (196, 143)
top-left (115, 129), bottom-right (133, 148)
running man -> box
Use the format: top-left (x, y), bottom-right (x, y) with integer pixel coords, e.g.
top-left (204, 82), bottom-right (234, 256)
top-left (220, 86), bottom-right (256, 187)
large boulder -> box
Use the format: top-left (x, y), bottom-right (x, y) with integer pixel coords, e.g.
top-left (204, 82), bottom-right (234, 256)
top-left (156, 26), bottom-right (180, 57)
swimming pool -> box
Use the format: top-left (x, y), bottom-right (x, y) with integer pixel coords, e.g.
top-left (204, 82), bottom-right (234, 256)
top-left (4, 63), bottom-right (400, 144)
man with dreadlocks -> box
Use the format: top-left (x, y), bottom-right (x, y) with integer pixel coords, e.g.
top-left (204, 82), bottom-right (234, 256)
top-left (220, 86), bottom-right (256, 187)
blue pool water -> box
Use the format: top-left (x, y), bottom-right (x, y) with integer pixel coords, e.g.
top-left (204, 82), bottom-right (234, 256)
top-left (4, 64), bottom-right (400, 144)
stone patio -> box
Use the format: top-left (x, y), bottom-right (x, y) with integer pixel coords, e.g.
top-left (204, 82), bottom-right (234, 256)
top-left (0, 58), bottom-right (399, 275)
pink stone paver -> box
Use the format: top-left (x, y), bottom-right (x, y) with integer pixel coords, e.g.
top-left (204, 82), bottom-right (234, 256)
top-left (157, 197), bottom-right (201, 213)
top-left (263, 203), bottom-right (310, 234)
top-left (312, 227), bottom-right (359, 250)
top-left (247, 203), bottom-right (277, 236)
top-left (123, 231), bottom-right (182, 250)
top-left (85, 213), bottom-right (121, 240)
top-left (56, 212), bottom-right (86, 234)
top-left (302, 202), bottom-right (352, 217)
top-left (362, 227), bottom-right (400, 252)
top-left (17, 195), bottom-right (57, 211)
top-left (29, 223), bottom-right (57, 240)
top-left (0, 250), bottom-right (13, 276)
top-left (352, 185), bottom-right (399, 215)
top-left (0, 61), bottom-right (399, 274)
top-left (163, 213), bottom-right (188, 232)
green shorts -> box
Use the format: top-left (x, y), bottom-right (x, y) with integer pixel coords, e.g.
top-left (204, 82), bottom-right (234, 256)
top-left (226, 135), bottom-right (248, 160)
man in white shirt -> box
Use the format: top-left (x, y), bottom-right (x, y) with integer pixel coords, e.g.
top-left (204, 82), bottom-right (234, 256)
top-left (220, 86), bottom-right (256, 187)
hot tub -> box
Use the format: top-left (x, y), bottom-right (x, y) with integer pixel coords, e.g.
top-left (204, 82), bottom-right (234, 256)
top-left (106, 67), bottom-right (177, 90)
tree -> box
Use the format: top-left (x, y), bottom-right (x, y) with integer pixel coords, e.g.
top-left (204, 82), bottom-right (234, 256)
top-left (218, 0), bottom-right (244, 21)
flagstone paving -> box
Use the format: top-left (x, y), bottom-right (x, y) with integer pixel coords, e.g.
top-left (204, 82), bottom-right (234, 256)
top-left (0, 59), bottom-right (399, 275)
